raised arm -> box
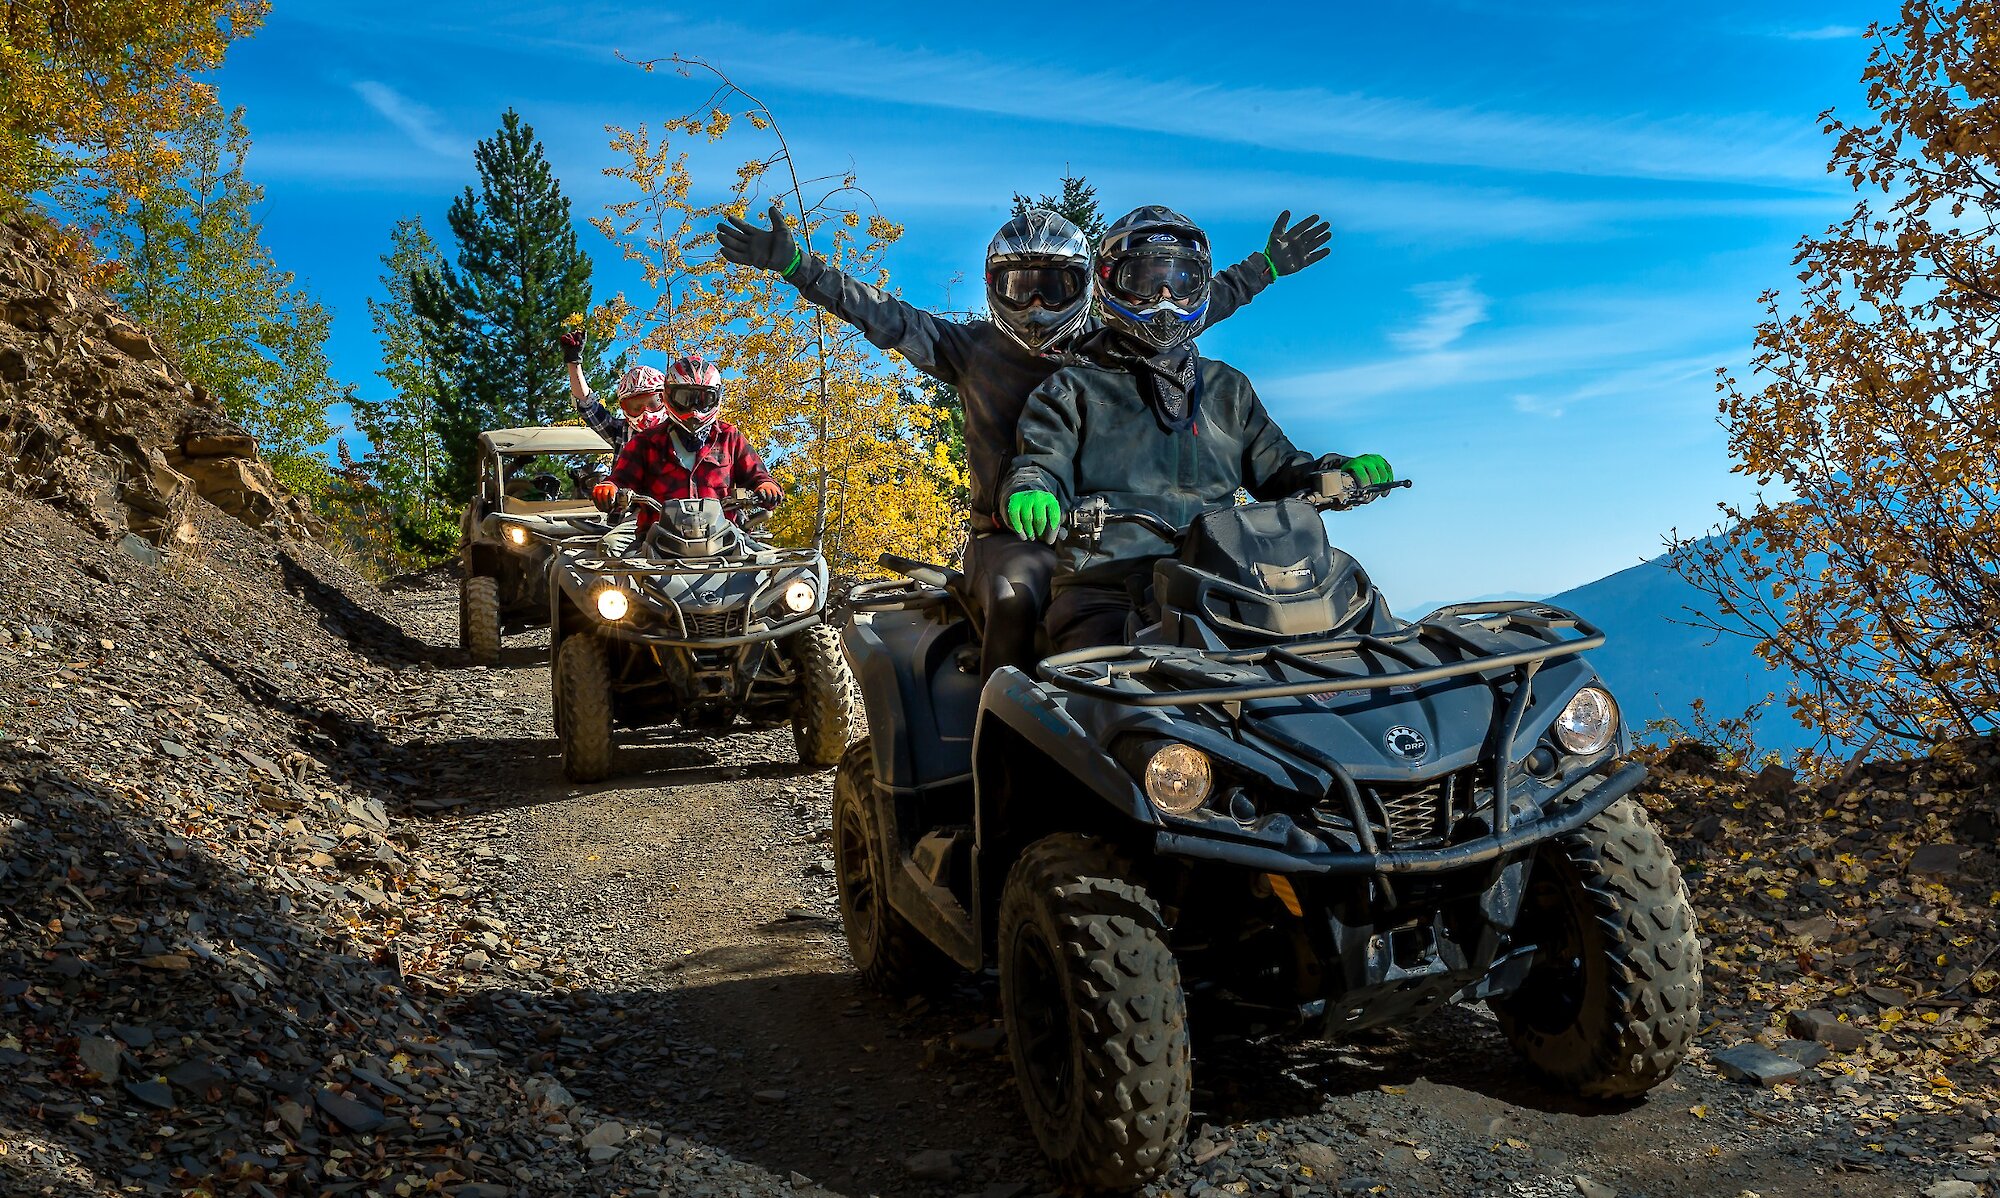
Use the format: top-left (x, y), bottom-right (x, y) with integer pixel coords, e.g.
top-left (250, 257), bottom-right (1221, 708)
top-left (1203, 211), bottom-right (1334, 330)
top-left (718, 201), bottom-right (972, 385)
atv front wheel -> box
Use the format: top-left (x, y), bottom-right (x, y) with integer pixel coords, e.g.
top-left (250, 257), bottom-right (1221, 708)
top-left (791, 625), bottom-right (859, 767)
top-left (555, 633), bottom-right (615, 783)
top-left (832, 739), bottom-right (952, 994)
top-left (1493, 795), bottom-right (1701, 1099)
top-left (999, 834), bottom-right (1189, 1190)
top-left (461, 575), bottom-right (501, 665)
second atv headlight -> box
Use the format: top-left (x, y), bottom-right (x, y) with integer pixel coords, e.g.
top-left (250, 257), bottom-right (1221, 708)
top-left (1554, 686), bottom-right (1618, 756)
top-left (782, 579), bottom-right (816, 613)
top-left (505, 525), bottom-right (528, 547)
top-left (1144, 744), bottom-right (1213, 815)
top-left (595, 588), bottom-right (630, 621)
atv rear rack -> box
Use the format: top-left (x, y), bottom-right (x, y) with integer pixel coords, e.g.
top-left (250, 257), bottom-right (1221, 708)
top-left (1037, 601), bottom-right (1603, 707)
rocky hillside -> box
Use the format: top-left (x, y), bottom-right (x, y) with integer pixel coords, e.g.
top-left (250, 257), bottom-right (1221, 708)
top-left (0, 217), bottom-right (317, 551)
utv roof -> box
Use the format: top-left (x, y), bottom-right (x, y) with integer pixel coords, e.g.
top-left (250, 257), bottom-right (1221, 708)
top-left (479, 426), bottom-right (612, 455)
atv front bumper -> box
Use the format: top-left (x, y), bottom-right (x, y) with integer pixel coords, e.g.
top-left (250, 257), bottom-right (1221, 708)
top-left (579, 611), bottom-right (823, 649)
top-left (1153, 761), bottom-right (1646, 876)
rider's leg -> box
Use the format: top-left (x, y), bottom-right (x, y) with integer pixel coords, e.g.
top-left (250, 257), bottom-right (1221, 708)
top-left (1045, 584), bottom-right (1134, 654)
top-left (965, 534), bottom-right (1055, 677)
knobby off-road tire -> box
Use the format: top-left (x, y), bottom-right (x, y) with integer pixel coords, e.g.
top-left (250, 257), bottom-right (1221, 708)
top-left (999, 834), bottom-right (1190, 1191)
top-left (555, 633), bottom-right (614, 783)
top-left (461, 576), bottom-right (501, 665)
top-left (1494, 795), bottom-right (1701, 1099)
top-left (791, 625), bottom-right (859, 767)
top-left (832, 739), bottom-right (952, 995)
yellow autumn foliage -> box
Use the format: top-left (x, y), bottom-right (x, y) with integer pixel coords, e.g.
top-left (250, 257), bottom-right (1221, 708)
top-left (0, 0), bottom-right (267, 215)
top-left (592, 79), bottom-right (964, 576)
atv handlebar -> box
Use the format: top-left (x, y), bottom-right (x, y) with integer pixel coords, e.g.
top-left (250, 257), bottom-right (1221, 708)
top-left (1062, 473), bottom-right (1410, 547)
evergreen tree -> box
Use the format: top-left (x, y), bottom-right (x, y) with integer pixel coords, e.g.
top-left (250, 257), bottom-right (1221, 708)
top-left (103, 101), bottom-right (345, 494)
top-left (1012, 170), bottom-right (1107, 242)
top-left (355, 217), bottom-right (456, 556)
top-left (422, 110), bottom-right (605, 496)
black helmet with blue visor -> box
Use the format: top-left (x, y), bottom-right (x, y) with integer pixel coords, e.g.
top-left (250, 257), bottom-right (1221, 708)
top-left (1095, 205), bottom-right (1212, 352)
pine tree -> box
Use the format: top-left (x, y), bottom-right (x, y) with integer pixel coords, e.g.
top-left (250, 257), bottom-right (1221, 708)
top-left (1012, 170), bottom-right (1107, 242)
top-left (103, 101), bottom-right (345, 494)
top-left (354, 217), bottom-right (456, 556)
top-left (422, 110), bottom-right (604, 497)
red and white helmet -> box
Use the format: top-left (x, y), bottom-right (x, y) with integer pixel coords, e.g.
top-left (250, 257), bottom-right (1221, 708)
top-left (663, 354), bottom-right (725, 437)
top-left (614, 365), bottom-right (669, 432)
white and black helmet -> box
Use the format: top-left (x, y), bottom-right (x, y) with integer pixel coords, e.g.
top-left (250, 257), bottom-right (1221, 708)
top-left (1095, 205), bottom-right (1212, 353)
top-left (985, 208), bottom-right (1093, 355)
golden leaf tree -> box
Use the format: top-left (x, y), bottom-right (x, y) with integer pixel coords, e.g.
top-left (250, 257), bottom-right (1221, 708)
top-left (0, 0), bottom-right (267, 216)
top-left (1672, 1), bottom-right (2000, 749)
top-left (592, 55), bottom-right (964, 575)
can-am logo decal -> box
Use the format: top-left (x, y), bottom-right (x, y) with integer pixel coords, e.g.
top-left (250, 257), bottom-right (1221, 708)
top-left (1384, 725), bottom-right (1429, 761)
top-left (1146, 233), bottom-right (1178, 243)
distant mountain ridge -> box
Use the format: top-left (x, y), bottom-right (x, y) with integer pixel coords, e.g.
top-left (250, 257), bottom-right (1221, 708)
top-left (1543, 549), bottom-right (1820, 756)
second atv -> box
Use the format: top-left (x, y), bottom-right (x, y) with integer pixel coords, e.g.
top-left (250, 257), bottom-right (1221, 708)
top-left (546, 494), bottom-right (858, 782)
top-left (834, 471), bottom-right (1700, 1190)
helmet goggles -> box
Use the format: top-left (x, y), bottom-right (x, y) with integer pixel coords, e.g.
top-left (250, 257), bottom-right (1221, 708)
top-left (989, 264), bottom-right (1087, 310)
top-left (1104, 254), bottom-right (1211, 304)
top-left (666, 383), bottom-right (722, 416)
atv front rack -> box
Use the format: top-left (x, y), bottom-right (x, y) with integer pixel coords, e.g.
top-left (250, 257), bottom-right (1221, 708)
top-left (1044, 601), bottom-right (1621, 882)
top-left (553, 537), bottom-right (826, 648)
top-left (1037, 601), bottom-right (1602, 707)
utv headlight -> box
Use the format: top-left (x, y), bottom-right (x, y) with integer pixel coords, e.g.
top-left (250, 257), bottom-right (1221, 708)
top-left (505, 525), bottom-right (529, 547)
top-left (594, 588), bottom-right (630, 621)
top-left (1553, 686), bottom-right (1618, 756)
top-left (1144, 744), bottom-right (1213, 815)
top-left (781, 579), bottom-right (816, 614)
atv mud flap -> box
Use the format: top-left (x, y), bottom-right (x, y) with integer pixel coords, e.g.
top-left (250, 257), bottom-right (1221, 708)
top-left (1151, 761), bottom-right (1645, 877)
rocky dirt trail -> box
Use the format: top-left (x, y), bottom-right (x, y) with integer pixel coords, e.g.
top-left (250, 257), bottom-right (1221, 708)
top-left (3, 509), bottom-right (1994, 1198)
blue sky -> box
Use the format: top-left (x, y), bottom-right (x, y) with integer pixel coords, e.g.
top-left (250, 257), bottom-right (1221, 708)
top-left (209, 1), bottom-right (1883, 608)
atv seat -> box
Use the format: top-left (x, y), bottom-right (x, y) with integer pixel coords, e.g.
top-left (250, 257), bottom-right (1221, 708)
top-left (503, 497), bottom-right (598, 517)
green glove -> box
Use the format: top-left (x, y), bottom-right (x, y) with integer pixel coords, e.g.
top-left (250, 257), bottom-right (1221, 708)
top-left (1342, 453), bottom-right (1393, 487)
top-left (1005, 490), bottom-right (1061, 540)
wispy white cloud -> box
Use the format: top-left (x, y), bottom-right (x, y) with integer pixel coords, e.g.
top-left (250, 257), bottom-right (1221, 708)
top-left (1260, 297), bottom-right (1742, 414)
top-left (1391, 280), bottom-right (1489, 353)
top-left (372, 7), bottom-right (1832, 188)
top-left (352, 80), bottom-right (462, 158)
top-left (1510, 354), bottom-right (1721, 419)
top-left (1768, 24), bottom-right (1864, 41)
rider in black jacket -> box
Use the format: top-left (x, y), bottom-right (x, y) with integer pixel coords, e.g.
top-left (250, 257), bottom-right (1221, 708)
top-left (717, 200), bottom-right (1331, 677)
top-left (1004, 207), bottom-right (1393, 652)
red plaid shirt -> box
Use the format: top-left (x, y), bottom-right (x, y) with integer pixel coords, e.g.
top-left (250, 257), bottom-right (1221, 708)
top-left (610, 420), bottom-right (775, 532)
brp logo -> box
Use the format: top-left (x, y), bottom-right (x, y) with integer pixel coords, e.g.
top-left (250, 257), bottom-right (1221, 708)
top-left (1384, 725), bottom-right (1429, 762)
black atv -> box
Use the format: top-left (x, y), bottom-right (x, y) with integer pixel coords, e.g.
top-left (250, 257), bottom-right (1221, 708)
top-left (546, 494), bottom-right (857, 782)
top-left (834, 472), bottom-right (1700, 1190)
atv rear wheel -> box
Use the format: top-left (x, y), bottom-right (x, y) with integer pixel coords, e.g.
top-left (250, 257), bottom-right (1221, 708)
top-left (999, 834), bottom-right (1189, 1190)
top-left (461, 575), bottom-right (501, 665)
top-left (791, 625), bottom-right (859, 767)
top-left (832, 739), bottom-right (952, 995)
top-left (555, 633), bottom-right (615, 783)
top-left (1494, 795), bottom-right (1701, 1099)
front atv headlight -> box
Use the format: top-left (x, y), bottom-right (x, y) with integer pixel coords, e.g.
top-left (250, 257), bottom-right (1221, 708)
top-left (505, 525), bottom-right (528, 547)
top-left (595, 588), bottom-right (630, 621)
top-left (782, 579), bottom-right (816, 613)
top-left (1144, 744), bottom-right (1213, 815)
top-left (1553, 686), bottom-right (1618, 756)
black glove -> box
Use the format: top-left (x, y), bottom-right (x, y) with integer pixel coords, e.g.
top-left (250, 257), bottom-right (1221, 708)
top-left (716, 200), bottom-right (804, 277)
top-left (1262, 211), bottom-right (1333, 278)
top-left (558, 327), bottom-right (584, 364)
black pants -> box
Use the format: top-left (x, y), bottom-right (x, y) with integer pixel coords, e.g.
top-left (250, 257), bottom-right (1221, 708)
top-left (962, 533), bottom-right (1056, 677)
top-left (1046, 583), bottom-right (1141, 653)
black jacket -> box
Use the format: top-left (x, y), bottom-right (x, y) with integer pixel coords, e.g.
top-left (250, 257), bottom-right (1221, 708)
top-left (786, 254), bottom-right (1273, 525)
top-left (1005, 354), bottom-right (1321, 588)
